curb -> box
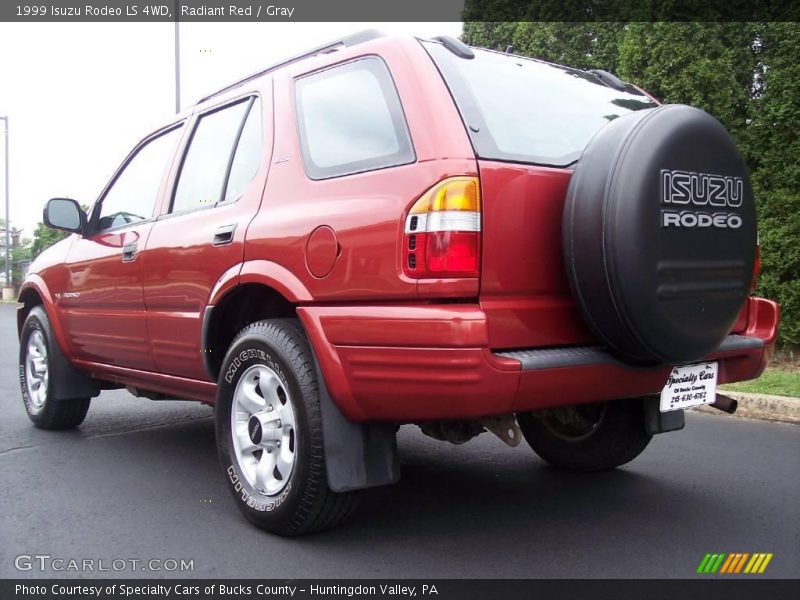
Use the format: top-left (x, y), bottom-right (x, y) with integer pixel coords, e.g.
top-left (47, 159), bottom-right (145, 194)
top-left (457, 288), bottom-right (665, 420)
top-left (692, 391), bottom-right (800, 424)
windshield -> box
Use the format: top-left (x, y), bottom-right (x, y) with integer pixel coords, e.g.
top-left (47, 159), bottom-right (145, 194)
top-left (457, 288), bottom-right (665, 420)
top-left (422, 41), bottom-right (657, 167)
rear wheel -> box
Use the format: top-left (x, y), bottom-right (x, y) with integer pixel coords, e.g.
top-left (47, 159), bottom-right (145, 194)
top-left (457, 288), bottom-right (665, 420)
top-left (517, 398), bottom-right (651, 472)
top-left (19, 306), bottom-right (91, 430)
top-left (215, 318), bottom-right (359, 535)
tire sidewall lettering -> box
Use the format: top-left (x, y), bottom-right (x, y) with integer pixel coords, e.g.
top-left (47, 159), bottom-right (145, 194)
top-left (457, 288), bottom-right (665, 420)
top-left (225, 464), bottom-right (292, 512)
top-left (220, 340), bottom-right (296, 515)
top-left (223, 348), bottom-right (268, 384)
top-left (20, 318), bottom-right (46, 413)
top-left (19, 362), bottom-right (31, 407)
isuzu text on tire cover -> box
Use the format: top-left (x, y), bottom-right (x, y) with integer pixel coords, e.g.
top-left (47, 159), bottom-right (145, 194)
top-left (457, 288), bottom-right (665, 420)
top-left (17, 31), bottom-right (780, 535)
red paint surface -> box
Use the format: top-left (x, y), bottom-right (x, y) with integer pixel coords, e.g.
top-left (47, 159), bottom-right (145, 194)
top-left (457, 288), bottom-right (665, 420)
top-left (478, 161), bottom-right (593, 349)
top-left (59, 225), bottom-right (156, 371)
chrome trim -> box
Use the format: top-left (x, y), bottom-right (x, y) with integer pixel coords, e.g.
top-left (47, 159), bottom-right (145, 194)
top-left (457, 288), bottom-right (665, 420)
top-left (405, 211), bottom-right (480, 234)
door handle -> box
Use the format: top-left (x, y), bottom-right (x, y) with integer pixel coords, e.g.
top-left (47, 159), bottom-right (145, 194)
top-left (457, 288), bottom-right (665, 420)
top-left (213, 224), bottom-right (237, 246)
top-left (122, 242), bottom-right (138, 262)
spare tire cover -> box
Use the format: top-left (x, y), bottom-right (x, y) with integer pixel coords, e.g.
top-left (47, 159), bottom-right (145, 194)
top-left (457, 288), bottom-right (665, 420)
top-left (563, 104), bottom-right (756, 365)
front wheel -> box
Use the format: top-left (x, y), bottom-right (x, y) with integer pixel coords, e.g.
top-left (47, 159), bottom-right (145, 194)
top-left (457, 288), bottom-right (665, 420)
top-left (215, 318), bottom-right (359, 536)
top-left (19, 306), bottom-right (91, 430)
top-left (516, 398), bottom-right (652, 472)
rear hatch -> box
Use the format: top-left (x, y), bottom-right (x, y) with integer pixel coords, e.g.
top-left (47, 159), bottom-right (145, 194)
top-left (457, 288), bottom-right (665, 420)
top-left (421, 41), bottom-right (658, 350)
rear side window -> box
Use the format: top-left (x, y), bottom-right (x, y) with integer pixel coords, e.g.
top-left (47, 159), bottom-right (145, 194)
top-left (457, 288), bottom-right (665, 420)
top-left (423, 41), bottom-right (657, 167)
top-left (96, 125), bottom-right (183, 231)
top-left (224, 98), bottom-right (263, 202)
top-left (295, 57), bottom-right (414, 180)
top-left (172, 97), bottom-right (260, 213)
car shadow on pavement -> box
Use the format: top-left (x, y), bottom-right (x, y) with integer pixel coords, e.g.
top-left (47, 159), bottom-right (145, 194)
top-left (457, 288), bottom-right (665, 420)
top-left (340, 440), bottom-right (704, 544)
top-left (114, 418), bottom-right (711, 546)
top-left (21, 415), bottom-right (706, 546)
top-left (7, 409), bottom-right (794, 579)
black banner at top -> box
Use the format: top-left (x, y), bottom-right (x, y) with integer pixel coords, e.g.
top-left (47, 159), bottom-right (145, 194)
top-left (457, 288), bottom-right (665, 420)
top-left (1, 0), bottom-right (799, 22)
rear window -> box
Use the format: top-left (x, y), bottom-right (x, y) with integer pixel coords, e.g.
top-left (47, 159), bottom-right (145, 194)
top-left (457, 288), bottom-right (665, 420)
top-left (422, 41), bottom-right (657, 167)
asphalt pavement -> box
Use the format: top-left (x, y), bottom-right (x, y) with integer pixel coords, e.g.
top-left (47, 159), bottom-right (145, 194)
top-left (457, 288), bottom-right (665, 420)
top-left (1, 302), bottom-right (798, 579)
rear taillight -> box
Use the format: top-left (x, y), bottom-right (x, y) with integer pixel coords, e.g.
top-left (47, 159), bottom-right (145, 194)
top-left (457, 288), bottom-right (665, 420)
top-left (403, 177), bottom-right (481, 279)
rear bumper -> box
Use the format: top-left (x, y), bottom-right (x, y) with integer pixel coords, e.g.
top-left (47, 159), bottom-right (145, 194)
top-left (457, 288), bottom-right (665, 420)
top-left (298, 297), bottom-right (779, 422)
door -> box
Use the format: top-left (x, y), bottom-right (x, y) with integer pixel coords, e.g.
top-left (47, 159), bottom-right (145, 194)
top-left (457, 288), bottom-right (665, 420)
top-left (142, 92), bottom-right (271, 380)
top-left (59, 124), bottom-right (184, 370)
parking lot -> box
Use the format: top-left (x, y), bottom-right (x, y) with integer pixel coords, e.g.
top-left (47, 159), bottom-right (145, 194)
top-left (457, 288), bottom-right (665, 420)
top-left (1, 302), bottom-right (798, 579)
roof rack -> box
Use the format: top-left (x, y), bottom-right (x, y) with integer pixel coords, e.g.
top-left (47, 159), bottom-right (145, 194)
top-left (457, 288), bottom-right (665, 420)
top-left (432, 35), bottom-right (474, 59)
top-left (198, 29), bottom-right (386, 104)
top-left (588, 69), bottom-right (643, 96)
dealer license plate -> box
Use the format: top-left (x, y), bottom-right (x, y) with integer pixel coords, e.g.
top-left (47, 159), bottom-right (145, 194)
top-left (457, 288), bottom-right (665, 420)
top-left (660, 362), bottom-right (718, 412)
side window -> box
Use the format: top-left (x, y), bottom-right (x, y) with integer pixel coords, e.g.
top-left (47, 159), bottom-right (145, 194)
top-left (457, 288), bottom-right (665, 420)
top-left (295, 57), bottom-right (415, 180)
top-left (171, 98), bottom-right (252, 213)
top-left (96, 126), bottom-right (182, 231)
top-left (224, 98), bottom-right (263, 202)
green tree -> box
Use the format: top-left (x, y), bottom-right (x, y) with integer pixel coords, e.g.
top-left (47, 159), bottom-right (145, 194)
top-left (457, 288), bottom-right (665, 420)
top-left (462, 0), bottom-right (527, 50)
top-left (463, 21), bottom-right (624, 71)
top-left (0, 218), bottom-right (12, 286)
top-left (512, 23), bottom-right (625, 71)
top-left (11, 237), bottom-right (31, 288)
top-left (0, 219), bottom-right (32, 287)
top-left (30, 221), bottom-right (67, 259)
top-left (462, 21), bottom-right (518, 52)
top-left (617, 23), bottom-right (758, 139)
top-left (1, 217), bottom-right (69, 288)
top-left (745, 23), bottom-right (800, 345)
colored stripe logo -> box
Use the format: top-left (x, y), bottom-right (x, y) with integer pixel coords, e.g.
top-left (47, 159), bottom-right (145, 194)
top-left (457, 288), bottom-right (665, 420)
top-left (697, 552), bottom-right (773, 574)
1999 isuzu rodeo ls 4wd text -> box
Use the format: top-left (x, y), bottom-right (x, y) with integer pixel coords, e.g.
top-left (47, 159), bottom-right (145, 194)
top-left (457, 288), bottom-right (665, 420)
top-left (17, 31), bottom-right (779, 535)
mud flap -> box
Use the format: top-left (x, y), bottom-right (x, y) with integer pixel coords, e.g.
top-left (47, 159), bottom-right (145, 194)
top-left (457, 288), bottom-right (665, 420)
top-left (643, 396), bottom-right (685, 435)
top-left (48, 330), bottom-right (101, 401)
top-left (312, 352), bottom-right (400, 492)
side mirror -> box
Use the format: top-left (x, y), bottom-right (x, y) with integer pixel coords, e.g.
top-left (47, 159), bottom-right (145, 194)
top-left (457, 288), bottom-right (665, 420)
top-left (43, 198), bottom-right (86, 234)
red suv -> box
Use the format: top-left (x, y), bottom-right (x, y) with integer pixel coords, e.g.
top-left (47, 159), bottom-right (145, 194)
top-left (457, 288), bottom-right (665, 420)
top-left (18, 31), bottom-right (779, 535)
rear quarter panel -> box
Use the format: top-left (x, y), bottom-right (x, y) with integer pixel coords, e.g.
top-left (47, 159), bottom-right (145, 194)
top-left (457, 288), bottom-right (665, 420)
top-left (244, 37), bottom-right (478, 301)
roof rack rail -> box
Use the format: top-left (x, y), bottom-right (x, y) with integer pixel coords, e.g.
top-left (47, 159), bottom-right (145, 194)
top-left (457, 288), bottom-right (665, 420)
top-left (432, 35), bottom-right (474, 59)
top-left (198, 29), bottom-right (386, 104)
top-left (588, 69), bottom-right (643, 96)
